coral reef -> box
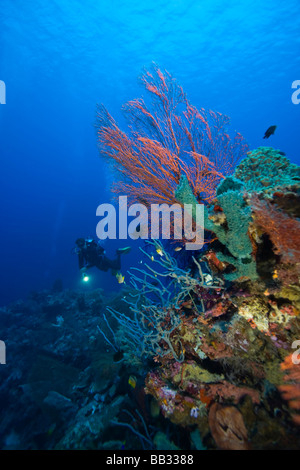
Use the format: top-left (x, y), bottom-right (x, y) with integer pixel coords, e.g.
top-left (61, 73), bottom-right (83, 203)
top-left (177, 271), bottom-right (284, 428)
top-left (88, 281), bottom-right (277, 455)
top-left (2, 65), bottom-right (300, 450)
top-left (1, 148), bottom-right (300, 449)
top-left (110, 146), bottom-right (300, 450)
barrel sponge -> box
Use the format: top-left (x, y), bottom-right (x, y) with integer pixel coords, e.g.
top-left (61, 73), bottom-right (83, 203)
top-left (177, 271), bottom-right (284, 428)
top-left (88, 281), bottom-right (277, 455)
top-left (206, 180), bottom-right (258, 281)
top-left (175, 174), bottom-right (258, 280)
top-left (234, 147), bottom-right (300, 192)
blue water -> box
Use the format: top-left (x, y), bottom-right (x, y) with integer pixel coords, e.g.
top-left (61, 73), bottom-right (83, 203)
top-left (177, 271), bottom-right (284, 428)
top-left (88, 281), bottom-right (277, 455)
top-left (0, 0), bottom-right (299, 305)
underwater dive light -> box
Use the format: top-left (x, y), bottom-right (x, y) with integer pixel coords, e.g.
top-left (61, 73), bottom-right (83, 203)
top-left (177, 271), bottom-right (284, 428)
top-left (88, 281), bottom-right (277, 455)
top-left (82, 274), bottom-right (90, 282)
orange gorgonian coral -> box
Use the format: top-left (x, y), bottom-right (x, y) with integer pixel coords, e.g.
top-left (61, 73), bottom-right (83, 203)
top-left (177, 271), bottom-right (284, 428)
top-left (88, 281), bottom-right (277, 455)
top-left (96, 64), bottom-right (248, 207)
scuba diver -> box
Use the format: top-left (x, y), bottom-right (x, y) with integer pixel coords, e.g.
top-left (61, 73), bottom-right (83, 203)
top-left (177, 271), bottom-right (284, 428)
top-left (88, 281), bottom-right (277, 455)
top-left (74, 238), bottom-right (131, 282)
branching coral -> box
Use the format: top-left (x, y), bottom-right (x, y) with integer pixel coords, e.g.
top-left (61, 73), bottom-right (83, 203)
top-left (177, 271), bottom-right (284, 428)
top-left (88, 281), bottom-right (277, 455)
top-left (96, 64), bottom-right (248, 206)
top-left (98, 240), bottom-right (221, 365)
top-left (128, 240), bottom-right (222, 313)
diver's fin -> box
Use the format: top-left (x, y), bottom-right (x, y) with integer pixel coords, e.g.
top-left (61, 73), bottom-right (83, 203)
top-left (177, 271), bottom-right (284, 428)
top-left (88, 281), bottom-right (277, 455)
top-left (116, 247), bottom-right (131, 255)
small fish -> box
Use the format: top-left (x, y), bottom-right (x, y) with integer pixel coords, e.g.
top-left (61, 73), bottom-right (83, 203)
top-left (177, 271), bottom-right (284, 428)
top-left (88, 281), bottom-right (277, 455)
top-left (128, 375), bottom-right (137, 389)
top-left (263, 125), bottom-right (277, 139)
top-left (151, 255), bottom-right (154, 261)
top-left (174, 246), bottom-right (183, 252)
top-left (272, 269), bottom-right (278, 279)
top-left (116, 272), bottom-right (125, 284)
top-left (204, 273), bottom-right (213, 285)
top-left (156, 247), bottom-right (163, 256)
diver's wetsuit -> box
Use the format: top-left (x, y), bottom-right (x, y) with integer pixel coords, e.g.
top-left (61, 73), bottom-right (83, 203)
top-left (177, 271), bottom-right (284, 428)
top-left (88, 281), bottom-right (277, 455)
top-left (77, 240), bottom-right (121, 273)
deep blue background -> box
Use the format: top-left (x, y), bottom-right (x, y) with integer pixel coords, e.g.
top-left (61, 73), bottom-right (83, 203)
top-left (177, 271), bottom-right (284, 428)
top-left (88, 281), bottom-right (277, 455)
top-left (0, 0), bottom-right (299, 305)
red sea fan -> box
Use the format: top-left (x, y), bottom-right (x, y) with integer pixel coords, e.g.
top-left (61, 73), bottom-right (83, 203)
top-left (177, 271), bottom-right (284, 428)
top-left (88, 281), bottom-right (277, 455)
top-left (96, 64), bottom-right (248, 206)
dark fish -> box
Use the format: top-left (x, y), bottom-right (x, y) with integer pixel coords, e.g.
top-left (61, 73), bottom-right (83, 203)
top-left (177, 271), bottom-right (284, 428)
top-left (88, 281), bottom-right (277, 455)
top-left (278, 151), bottom-right (286, 156)
top-left (263, 125), bottom-right (277, 139)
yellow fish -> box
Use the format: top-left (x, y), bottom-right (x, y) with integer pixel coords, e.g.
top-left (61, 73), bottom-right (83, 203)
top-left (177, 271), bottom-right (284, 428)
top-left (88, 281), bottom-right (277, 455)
top-left (174, 246), bottom-right (183, 252)
top-left (128, 375), bottom-right (137, 389)
top-left (156, 247), bottom-right (163, 256)
top-left (116, 272), bottom-right (125, 284)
